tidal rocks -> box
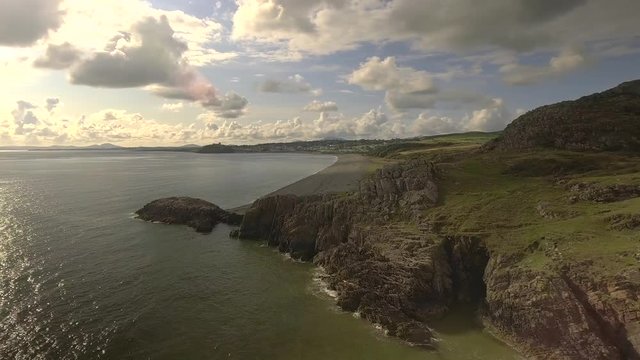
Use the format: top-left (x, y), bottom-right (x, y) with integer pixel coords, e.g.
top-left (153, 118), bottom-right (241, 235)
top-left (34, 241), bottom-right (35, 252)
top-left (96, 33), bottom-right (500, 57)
top-left (485, 80), bottom-right (640, 152)
top-left (136, 197), bottom-right (242, 233)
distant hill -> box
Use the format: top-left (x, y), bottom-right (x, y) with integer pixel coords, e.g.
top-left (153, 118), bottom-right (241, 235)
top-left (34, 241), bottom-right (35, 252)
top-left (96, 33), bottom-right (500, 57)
top-left (85, 143), bottom-right (123, 150)
top-left (485, 80), bottom-right (640, 152)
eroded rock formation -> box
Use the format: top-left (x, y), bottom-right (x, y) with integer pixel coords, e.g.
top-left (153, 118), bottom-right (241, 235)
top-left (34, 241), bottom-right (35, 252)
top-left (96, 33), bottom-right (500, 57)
top-left (236, 157), bottom-right (640, 359)
top-left (136, 197), bottom-right (242, 233)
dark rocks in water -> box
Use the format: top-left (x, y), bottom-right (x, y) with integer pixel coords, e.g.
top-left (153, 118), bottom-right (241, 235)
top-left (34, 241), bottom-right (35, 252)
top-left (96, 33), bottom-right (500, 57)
top-left (136, 197), bottom-right (242, 233)
top-left (485, 80), bottom-right (640, 152)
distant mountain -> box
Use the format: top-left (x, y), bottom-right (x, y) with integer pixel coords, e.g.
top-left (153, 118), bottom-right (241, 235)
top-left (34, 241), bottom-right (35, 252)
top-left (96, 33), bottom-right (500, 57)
top-left (85, 143), bottom-right (123, 150)
top-left (485, 80), bottom-right (640, 152)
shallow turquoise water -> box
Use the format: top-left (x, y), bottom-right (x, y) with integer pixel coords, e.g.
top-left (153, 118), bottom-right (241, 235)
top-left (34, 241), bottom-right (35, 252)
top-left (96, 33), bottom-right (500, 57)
top-left (0, 151), bottom-right (520, 359)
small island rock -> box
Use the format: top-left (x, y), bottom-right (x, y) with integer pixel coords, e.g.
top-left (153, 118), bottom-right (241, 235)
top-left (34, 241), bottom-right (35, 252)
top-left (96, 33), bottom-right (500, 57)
top-left (136, 197), bottom-right (242, 233)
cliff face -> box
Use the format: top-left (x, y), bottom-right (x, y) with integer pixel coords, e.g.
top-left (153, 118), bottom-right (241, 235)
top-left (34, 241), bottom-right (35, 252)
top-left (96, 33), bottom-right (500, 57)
top-left (485, 258), bottom-right (640, 359)
top-left (236, 155), bottom-right (640, 358)
top-left (485, 80), bottom-right (640, 152)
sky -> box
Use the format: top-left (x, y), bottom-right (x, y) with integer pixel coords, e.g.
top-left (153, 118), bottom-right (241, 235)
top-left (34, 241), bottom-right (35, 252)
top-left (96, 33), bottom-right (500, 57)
top-left (0, 0), bottom-right (639, 146)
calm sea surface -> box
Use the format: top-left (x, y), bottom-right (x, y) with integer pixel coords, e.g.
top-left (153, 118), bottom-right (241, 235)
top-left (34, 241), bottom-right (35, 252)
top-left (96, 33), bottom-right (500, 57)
top-left (0, 151), bottom-right (519, 359)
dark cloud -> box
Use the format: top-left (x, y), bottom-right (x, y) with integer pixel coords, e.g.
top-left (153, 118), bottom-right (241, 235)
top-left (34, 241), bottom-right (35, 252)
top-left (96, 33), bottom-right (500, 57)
top-left (46, 98), bottom-right (60, 112)
top-left (68, 15), bottom-right (239, 110)
top-left (70, 16), bottom-right (188, 88)
top-left (0, 0), bottom-right (63, 46)
top-left (258, 74), bottom-right (320, 94)
top-left (34, 43), bottom-right (82, 69)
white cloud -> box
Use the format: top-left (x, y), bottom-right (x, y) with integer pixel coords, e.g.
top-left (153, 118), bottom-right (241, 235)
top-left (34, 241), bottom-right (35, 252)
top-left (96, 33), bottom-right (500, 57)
top-left (501, 48), bottom-right (587, 85)
top-left (51, 0), bottom-right (233, 66)
top-left (199, 108), bottom-right (403, 143)
top-left (0, 0), bottom-right (63, 46)
top-left (303, 100), bottom-right (338, 112)
top-left (412, 113), bottom-right (460, 136)
top-left (258, 74), bottom-right (322, 95)
top-left (161, 102), bottom-right (184, 112)
top-left (347, 56), bottom-right (493, 111)
top-left (2, 99), bottom-right (204, 146)
top-left (348, 57), bottom-right (435, 93)
top-left (410, 98), bottom-right (514, 136)
top-left (462, 98), bottom-right (512, 132)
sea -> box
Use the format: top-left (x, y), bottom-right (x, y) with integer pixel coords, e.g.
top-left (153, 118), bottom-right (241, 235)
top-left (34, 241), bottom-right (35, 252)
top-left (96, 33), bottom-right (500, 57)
top-left (0, 150), bottom-right (520, 359)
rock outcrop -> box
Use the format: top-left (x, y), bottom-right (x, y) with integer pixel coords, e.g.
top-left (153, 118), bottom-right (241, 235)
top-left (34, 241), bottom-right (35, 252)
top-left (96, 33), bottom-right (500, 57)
top-left (236, 155), bottom-right (640, 359)
top-left (136, 197), bottom-right (242, 233)
top-left (485, 80), bottom-right (640, 152)
top-left (236, 159), bottom-right (442, 346)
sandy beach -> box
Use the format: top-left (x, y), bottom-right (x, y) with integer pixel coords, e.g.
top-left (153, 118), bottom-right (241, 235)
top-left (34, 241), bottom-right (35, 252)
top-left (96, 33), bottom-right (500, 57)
top-left (231, 154), bottom-right (379, 213)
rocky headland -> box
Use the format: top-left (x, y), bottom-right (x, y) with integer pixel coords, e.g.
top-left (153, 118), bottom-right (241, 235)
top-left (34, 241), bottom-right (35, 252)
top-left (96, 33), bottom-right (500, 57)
top-left (485, 80), bottom-right (640, 152)
top-left (232, 81), bottom-right (640, 359)
top-left (136, 197), bottom-right (242, 233)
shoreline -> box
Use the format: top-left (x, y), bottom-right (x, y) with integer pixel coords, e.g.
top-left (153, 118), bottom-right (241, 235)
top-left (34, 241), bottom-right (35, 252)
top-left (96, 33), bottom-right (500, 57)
top-left (229, 153), bottom-right (382, 214)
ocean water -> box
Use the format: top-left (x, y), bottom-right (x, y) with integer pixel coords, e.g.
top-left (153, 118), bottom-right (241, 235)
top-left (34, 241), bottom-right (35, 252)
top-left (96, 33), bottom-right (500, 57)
top-left (0, 151), bottom-right (520, 360)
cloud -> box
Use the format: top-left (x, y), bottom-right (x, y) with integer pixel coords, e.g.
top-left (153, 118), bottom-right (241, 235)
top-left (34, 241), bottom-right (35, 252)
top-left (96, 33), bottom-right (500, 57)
top-left (196, 92), bottom-right (250, 121)
top-left (411, 98), bottom-right (514, 136)
top-left (46, 98), bottom-right (60, 112)
top-left (258, 74), bottom-right (322, 95)
top-left (211, 92), bottom-right (250, 118)
top-left (347, 56), bottom-right (492, 111)
top-left (0, 0), bottom-right (63, 46)
top-left (47, 0), bottom-right (233, 66)
top-left (500, 48), bottom-right (587, 85)
top-left (200, 108), bottom-right (404, 143)
top-left (3, 99), bottom-right (205, 146)
top-left (462, 98), bottom-right (512, 132)
top-left (67, 15), bottom-right (242, 110)
top-left (385, 89), bottom-right (494, 111)
top-left (34, 43), bottom-right (82, 69)
top-left (303, 100), bottom-right (338, 112)
top-left (161, 102), bottom-right (184, 112)
top-left (231, 0), bottom-right (639, 68)
top-left (412, 114), bottom-right (460, 136)
top-left (70, 16), bottom-right (189, 88)
top-left (348, 57), bottom-right (435, 93)
top-left (11, 101), bottom-right (41, 136)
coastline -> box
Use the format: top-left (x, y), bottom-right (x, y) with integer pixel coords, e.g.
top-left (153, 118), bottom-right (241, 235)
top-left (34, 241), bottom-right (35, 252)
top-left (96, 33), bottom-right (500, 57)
top-left (230, 153), bottom-right (383, 214)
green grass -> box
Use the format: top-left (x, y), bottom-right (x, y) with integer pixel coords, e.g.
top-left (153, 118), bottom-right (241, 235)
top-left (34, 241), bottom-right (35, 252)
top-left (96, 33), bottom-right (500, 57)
top-left (411, 147), bottom-right (640, 276)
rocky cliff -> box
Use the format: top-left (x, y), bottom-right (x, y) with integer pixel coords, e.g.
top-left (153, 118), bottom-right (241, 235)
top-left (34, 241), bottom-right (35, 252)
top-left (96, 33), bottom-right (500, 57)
top-left (236, 153), bottom-right (640, 359)
top-left (136, 197), bottom-right (242, 233)
top-left (485, 80), bottom-right (640, 152)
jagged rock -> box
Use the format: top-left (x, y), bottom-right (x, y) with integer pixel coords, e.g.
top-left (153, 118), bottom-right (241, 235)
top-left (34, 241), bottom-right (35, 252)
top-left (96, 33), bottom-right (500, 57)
top-left (485, 80), bottom-right (640, 152)
top-left (236, 152), bottom-right (640, 358)
top-left (136, 197), bottom-right (242, 233)
top-left (607, 214), bottom-right (640, 230)
top-left (569, 183), bottom-right (640, 203)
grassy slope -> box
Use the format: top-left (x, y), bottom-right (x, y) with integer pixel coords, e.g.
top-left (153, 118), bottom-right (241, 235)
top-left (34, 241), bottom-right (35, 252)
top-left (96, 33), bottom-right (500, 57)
top-left (380, 133), bottom-right (640, 278)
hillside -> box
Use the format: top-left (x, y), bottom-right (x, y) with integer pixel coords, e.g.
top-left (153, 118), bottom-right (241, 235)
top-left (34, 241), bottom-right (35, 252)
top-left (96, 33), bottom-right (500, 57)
top-left (486, 80), bottom-right (640, 152)
top-left (232, 84), bottom-right (640, 359)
